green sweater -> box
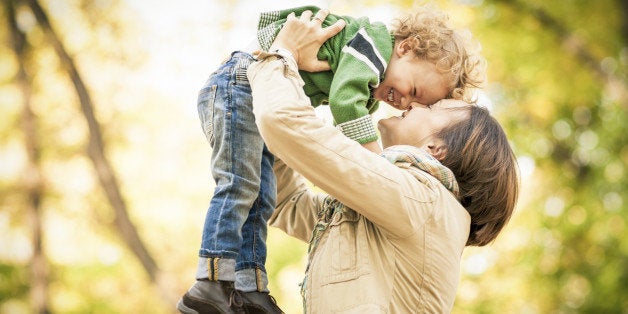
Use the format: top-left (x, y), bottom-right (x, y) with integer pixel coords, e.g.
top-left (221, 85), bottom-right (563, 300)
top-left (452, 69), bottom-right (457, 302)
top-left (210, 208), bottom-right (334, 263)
top-left (256, 6), bottom-right (393, 144)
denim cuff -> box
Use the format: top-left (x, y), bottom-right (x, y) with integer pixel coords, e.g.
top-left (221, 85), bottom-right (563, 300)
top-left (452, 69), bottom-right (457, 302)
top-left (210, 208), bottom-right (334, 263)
top-left (195, 257), bottom-right (236, 281)
top-left (236, 268), bottom-right (269, 293)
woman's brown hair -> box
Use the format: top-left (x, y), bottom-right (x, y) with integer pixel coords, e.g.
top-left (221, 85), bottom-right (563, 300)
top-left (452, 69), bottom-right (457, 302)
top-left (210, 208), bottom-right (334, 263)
top-left (438, 105), bottom-right (519, 246)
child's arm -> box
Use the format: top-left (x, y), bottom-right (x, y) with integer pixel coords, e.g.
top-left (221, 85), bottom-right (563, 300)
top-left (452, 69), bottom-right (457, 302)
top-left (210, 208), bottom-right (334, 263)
top-left (327, 25), bottom-right (392, 151)
top-left (270, 9), bottom-right (388, 153)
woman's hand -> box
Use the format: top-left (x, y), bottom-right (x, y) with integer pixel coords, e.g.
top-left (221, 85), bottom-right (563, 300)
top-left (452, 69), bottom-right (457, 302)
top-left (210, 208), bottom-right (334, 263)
top-left (269, 9), bottom-right (346, 72)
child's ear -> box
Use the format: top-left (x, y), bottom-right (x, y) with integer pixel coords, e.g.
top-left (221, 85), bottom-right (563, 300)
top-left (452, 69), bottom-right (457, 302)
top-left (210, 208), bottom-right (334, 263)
top-left (394, 38), bottom-right (413, 57)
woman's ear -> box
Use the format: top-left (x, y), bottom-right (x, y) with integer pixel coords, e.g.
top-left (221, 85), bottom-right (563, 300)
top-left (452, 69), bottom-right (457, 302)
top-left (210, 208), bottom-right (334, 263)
top-left (426, 142), bottom-right (448, 161)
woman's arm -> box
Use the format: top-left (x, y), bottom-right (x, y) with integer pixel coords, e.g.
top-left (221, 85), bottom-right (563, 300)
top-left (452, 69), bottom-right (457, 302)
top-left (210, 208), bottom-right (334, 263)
top-left (248, 55), bottom-right (438, 238)
top-left (269, 158), bottom-right (326, 242)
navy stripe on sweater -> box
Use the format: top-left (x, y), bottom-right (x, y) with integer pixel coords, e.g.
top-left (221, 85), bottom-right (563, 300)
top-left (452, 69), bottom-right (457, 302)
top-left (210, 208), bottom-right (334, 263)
top-left (343, 28), bottom-right (386, 78)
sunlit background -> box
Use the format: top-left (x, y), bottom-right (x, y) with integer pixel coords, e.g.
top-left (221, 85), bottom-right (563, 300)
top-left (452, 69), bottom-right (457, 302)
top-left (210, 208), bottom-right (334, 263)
top-left (1, 0), bottom-right (626, 313)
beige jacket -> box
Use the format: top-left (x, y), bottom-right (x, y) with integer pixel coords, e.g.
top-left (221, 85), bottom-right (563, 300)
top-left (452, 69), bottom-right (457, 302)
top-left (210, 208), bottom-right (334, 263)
top-left (248, 54), bottom-right (471, 313)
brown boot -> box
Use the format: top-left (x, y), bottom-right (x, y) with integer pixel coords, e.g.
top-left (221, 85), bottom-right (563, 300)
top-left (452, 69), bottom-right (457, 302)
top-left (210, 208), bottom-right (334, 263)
top-left (240, 291), bottom-right (284, 314)
top-left (177, 280), bottom-right (245, 314)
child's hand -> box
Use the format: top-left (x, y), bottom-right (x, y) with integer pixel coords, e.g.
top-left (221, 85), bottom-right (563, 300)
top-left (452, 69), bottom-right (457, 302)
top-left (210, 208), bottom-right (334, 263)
top-left (270, 9), bottom-right (345, 72)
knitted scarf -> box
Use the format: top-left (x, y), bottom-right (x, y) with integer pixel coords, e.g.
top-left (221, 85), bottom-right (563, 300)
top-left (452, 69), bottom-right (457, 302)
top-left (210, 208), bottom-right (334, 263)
top-left (381, 145), bottom-right (460, 198)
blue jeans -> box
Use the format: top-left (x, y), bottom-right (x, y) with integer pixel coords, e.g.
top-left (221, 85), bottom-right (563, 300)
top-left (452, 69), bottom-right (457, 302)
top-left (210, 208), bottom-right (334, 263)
top-left (195, 52), bottom-right (276, 292)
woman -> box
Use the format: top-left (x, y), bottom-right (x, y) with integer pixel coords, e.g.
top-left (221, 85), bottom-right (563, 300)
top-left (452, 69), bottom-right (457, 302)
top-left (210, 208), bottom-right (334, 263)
top-left (248, 11), bottom-right (519, 313)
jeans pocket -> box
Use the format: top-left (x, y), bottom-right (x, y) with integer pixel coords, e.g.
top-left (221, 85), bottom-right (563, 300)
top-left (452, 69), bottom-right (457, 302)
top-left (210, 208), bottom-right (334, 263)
top-left (198, 85), bottom-right (217, 146)
top-left (320, 210), bottom-right (370, 285)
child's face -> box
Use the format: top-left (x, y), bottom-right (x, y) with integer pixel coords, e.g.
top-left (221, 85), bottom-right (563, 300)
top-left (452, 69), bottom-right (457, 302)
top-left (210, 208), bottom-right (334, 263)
top-left (374, 44), bottom-right (451, 111)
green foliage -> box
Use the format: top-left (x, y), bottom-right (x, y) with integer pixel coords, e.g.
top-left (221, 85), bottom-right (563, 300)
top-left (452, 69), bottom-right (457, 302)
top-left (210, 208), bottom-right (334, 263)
top-left (449, 0), bottom-right (628, 312)
top-left (0, 263), bottom-right (28, 304)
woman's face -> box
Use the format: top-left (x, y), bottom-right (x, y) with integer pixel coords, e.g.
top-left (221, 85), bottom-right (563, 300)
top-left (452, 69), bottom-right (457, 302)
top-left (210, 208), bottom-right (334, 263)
top-left (378, 99), bottom-right (470, 152)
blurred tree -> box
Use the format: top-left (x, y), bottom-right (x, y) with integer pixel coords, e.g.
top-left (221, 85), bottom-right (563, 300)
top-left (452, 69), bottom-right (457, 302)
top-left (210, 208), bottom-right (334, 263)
top-left (22, 0), bottom-right (161, 289)
top-left (448, 0), bottom-right (627, 313)
top-left (5, 0), bottom-right (48, 312)
top-left (0, 0), bottom-right (176, 312)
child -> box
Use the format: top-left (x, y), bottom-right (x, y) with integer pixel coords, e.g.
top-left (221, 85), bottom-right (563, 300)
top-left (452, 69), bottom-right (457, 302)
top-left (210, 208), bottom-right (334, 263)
top-left (178, 5), bottom-right (486, 314)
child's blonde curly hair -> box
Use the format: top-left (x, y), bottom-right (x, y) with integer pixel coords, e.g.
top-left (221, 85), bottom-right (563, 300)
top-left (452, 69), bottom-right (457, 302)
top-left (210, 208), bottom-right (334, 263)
top-left (390, 6), bottom-right (487, 103)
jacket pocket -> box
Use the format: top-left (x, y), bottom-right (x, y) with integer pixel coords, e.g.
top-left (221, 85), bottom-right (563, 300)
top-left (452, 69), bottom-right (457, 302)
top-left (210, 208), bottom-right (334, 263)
top-left (321, 210), bottom-right (370, 285)
top-left (197, 85), bottom-right (217, 146)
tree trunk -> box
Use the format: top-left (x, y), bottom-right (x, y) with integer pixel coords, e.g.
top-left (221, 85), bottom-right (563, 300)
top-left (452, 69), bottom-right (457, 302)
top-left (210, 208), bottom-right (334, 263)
top-left (6, 0), bottom-right (49, 312)
top-left (21, 0), bottom-right (177, 307)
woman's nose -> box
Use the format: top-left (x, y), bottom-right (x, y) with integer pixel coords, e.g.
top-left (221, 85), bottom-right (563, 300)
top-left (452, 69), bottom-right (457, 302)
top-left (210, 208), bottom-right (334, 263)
top-left (401, 97), bottom-right (412, 108)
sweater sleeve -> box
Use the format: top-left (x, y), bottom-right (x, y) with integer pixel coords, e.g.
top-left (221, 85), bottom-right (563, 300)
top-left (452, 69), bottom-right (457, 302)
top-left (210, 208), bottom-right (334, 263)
top-left (328, 26), bottom-right (390, 144)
